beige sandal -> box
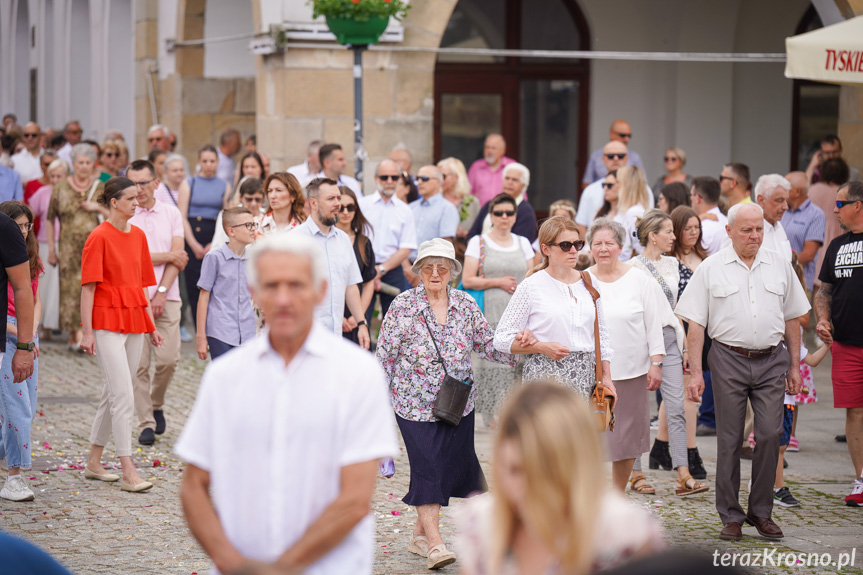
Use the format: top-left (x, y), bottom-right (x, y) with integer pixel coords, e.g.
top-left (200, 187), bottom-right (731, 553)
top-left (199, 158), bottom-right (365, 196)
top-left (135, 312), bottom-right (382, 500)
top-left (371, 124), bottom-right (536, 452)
top-left (630, 475), bottom-right (655, 495)
top-left (408, 535), bottom-right (429, 557)
top-left (675, 474), bottom-right (709, 497)
top-left (427, 543), bottom-right (456, 570)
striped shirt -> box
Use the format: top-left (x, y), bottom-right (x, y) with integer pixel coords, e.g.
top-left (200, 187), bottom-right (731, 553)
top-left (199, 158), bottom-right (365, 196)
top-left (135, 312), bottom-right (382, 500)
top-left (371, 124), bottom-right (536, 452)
top-left (780, 199), bottom-right (826, 289)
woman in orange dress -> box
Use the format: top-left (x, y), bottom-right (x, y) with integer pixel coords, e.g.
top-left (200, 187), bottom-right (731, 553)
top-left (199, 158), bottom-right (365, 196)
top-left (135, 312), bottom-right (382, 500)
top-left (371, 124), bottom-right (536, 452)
top-left (79, 177), bottom-right (163, 493)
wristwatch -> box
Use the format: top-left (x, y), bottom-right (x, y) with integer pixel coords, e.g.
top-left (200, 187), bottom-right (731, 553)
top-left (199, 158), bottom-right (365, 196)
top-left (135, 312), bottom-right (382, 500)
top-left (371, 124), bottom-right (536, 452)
top-left (357, 320), bottom-right (368, 327)
top-left (376, 265), bottom-right (386, 275)
top-left (16, 341), bottom-right (36, 352)
top-left (157, 285), bottom-right (168, 294)
top-left (651, 361), bottom-right (663, 367)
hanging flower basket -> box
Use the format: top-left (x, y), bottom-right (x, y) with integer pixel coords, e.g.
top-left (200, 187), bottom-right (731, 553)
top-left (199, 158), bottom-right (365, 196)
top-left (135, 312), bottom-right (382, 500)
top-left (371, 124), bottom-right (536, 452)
top-left (311, 0), bottom-right (411, 46)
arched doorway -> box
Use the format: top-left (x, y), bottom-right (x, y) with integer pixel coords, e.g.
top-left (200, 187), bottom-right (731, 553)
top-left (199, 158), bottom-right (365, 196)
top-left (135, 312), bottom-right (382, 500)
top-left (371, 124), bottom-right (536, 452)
top-left (434, 0), bottom-right (590, 209)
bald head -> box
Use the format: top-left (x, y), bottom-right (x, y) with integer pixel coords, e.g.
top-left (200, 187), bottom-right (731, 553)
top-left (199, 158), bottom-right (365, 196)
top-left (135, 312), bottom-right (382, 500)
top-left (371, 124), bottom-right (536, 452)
top-left (609, 120), bottom-right (632, 143)
top-left (484, 134), bottom-right (506, 167)
top-left (785, 171), bottom-right (809, 210)
top-left (602, 141), bottom-right (629, 172)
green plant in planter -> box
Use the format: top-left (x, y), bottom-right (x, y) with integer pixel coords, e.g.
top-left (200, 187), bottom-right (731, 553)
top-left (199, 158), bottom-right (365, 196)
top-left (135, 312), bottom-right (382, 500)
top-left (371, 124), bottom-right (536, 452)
top-left (311, 0), bottom-right (411, 23)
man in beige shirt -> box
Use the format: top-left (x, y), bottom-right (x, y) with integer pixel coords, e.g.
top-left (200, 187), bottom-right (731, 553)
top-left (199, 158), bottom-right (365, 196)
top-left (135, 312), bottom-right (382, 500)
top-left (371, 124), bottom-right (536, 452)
top-left (676, 202), bottom-right (810, 542)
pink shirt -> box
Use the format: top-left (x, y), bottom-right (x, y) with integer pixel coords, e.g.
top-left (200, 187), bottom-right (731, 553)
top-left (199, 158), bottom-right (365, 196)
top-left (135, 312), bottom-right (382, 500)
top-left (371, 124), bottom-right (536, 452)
top-left (29, 185), bottom-right (60, 243)
top-left (467, 156), bottom-right (515, 206)
top-left (129, 199), bottom-right (185, 301)
top-left (7, 276), bottom-right (39, 317)
top-left (154, 183), bottom-right (179, 207)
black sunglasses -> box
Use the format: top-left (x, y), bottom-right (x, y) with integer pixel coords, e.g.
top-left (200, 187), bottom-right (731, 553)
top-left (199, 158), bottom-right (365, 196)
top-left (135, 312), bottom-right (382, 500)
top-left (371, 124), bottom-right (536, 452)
top-left (601, 182), bottom-right (616, 190)
top-left (491, 210), bottom-right (516, 217)
top-left (339, 204), bottom-right (356, 213)
top-left (546, 240), bottom-right (585, 252)
top-left (719, 175), bottom-right (735, 182)
top-left (416, 175), bottom-right (433, 182)
top-left (377, 174), bottom-right (400, 181)
top-left (663, 156), bottom-right (678, 162)
top-left (22, 133), bottom-right (39, 138)
top-left (614, 132), bottom-right (632, 139)
top-left (604, 153), bottom-right (627, 160)
top-left (836, 200), bottom-right (861, 209)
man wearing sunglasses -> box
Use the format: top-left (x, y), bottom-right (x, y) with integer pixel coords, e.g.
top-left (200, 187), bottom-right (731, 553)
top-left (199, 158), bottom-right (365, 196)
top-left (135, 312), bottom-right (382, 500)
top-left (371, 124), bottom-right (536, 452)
top-left (11, 122), bottom-right (43, 184)
top-left (406, 166), bottom-right (460, 287)
top-left (720, 162), bottom-right (752, 207)
top-left (56, 120), bottom-right (83, 166)
top-left (128, 159), bottom-right (188, 445)
top-left (815, 181), bottom-right (863, 507)
top-left (582, 119), bottom-right (645, 187)
top-left (467, 162), bottom-right (537, 243)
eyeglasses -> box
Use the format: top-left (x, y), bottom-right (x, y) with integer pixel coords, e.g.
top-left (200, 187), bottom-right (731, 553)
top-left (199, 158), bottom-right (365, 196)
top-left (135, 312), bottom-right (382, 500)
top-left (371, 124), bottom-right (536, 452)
top-left (103, 152), bottom-right (118, 158)
top-left (601, 182), bottom-right (616, 190)
top-left (614, 132), bottom-right (632, 139)
top-left (22, 133), bottom-right (39, 139)
top-left (17, 222), bottom-right (34, 232)
top-left (339, 204), bottom-right (356, 213)
top-left (719, 175), bottom-right (735, 182)
top-left (836, 200), bottom-right (861, 209)
top-left (604, 153), bottom-right (627, 160)
top-left (416, 175), bottom-right (433, 182)
top-left (421, 264), bottom-right (451, 275)
top-left (546, 240), bottom-right (585, 252)
top-left (132, 179), bottom-right (156, 188)
top-left (230, 222), bottom-right (257, 232)
top-left (663, 156), bottom-right (678, 162)
top-left (377, 174), bottom-right (400, 181)
top-left (491, 209), bottom-right (516, 217)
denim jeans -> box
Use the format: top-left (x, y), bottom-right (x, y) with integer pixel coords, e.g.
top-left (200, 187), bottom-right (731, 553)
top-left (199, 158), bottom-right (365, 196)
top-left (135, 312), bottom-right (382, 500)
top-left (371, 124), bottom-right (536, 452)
top-left (0, 315), bottom-right (39, 469)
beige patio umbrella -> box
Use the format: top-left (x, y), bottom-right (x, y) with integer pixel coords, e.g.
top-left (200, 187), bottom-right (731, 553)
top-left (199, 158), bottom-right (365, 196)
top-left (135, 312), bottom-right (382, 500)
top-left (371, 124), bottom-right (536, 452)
top-left (785, 15), bottom-right (863, 84)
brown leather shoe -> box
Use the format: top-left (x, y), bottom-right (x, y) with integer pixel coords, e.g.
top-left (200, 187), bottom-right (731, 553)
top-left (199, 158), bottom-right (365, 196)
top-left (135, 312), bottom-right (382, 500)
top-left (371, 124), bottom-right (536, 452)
top-left (719, 522), bottom-right (743, 541)
top-left (740, 446), bottom-right (754, 460)
top-left (745, 513), bottom-right (784, 539)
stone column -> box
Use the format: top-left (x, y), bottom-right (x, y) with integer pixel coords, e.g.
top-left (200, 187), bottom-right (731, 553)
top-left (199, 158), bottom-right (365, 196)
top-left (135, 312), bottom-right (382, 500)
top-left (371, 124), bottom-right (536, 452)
top-left (135, 0), bottom-right (160, 156)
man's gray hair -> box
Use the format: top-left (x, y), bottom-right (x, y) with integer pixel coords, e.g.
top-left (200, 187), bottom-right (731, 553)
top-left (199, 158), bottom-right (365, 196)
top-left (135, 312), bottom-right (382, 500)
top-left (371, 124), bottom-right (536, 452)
top-left (727, 202), bottom-right (763, 227)
top-left (754, 174), bottom-right (791, 200)
top-left (70, 142), bottom-right (97, 163)
top-left (503, 162), bottom-right (530, 192)
top-left (246, 233), bottom-right (327, 291)
top-left (421, 165), bottom-right (443, 181)
top-left (147, 124), bottom-right (171, 138)
top-left (587, 217), bottom-right (626, 248)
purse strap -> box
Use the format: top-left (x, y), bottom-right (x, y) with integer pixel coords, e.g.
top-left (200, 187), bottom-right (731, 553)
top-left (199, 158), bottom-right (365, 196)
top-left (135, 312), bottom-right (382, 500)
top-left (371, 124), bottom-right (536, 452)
top-left (579, 271), bottom-right (603, 385)
top-left (86, 178), bottom-right (100, 203)
top-left (422, 310), bottom-right (450, 378)
top-left (636, 255), bottom-right (674, 308)
top-left (478, 236), bottom-right (485, 278)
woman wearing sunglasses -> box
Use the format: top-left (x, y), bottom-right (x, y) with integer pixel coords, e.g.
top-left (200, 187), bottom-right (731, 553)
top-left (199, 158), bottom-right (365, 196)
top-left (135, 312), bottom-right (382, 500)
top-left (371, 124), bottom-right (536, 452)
top-left (335, 186), bottom-right (377, 344)
top-left (494, 216), bottom-right (615, 401)
top-left (652, 147), bottom-right (691, 205)
top-left (462, 193), bottom-right (535, 427)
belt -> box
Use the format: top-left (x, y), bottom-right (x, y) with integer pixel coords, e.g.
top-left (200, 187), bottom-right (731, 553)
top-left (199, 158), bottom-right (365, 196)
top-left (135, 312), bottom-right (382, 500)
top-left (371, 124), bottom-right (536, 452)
top-left (717, 341), bottom-right (775, 359)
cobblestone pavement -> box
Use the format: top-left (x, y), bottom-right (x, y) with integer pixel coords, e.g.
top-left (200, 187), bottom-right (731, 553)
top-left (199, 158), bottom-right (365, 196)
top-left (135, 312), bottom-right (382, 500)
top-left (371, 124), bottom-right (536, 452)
top-left (1, 339), bottom-right (861, 574)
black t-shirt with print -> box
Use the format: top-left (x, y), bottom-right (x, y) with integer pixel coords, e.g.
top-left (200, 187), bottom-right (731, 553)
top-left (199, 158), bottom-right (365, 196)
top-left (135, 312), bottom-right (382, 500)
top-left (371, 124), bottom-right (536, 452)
top-left (0, 212), bottom-right (30, 344)
top-left (819, 231), bottom-right (863, 346)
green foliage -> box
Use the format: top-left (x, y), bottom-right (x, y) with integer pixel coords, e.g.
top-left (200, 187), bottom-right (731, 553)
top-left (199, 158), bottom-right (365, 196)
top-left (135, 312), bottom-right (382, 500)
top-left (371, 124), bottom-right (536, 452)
top-left (311, 0), bottom-right (411, 22)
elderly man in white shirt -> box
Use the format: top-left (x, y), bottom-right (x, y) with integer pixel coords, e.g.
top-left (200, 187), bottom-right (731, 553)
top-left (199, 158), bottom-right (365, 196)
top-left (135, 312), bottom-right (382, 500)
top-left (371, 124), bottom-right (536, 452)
top-left (359, 159), bottom-right (417, 317)
top-left (676, 202), bottom-right (809, 543)
top-left (294, 177), bottom-right (370, 349)
top-left (11, 122), bottom-right (43, 183)
top-left (176, 233), bottom-right (397, 575)
top-left (689, 176), bottom-right (729, 256)
top-left (721, 174), bottom-right (792, 261)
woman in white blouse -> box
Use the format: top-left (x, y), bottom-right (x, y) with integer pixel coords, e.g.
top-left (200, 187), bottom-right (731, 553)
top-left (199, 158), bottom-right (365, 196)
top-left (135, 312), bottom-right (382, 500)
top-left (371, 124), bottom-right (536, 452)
top-left (587, 217), bottom-right (664, 494)
top-left (463, 193), bottom-right (535, 426)
top-left (494, 216), bottom-right (615, 400)
top-left (630, 209), bottom-right (709, 497)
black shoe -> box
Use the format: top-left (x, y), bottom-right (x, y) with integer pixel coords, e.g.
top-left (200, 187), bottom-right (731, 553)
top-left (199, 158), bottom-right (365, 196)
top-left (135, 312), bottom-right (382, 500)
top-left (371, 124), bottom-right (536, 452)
top-left (688, 447), bottom-right (707, 480)
top-left (138, 428), bottom-right (156, 446)
top-left (836, 434), bottom-right (847, 443)
top-left (153, 410), bottom-right (166, 435)
top-left (649, 439), bottom-right (673, 471)
top-left (740, 446), bottom-right (754, 460)
top-left (696, 424), bottom-right (717, 437)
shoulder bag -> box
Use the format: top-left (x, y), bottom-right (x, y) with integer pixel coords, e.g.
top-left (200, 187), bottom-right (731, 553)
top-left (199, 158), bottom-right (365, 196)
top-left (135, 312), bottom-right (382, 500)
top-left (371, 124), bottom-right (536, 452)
top-left (636, 255), bottom-right (675, 308)
top-left (423, 311), bottom-right (474, 426)
top-left (580, 271), bottom-right (615, 433)
top-left (86, 179), bottom-right (104, 224)
top-left (457, 236), bottom-right (485, 312)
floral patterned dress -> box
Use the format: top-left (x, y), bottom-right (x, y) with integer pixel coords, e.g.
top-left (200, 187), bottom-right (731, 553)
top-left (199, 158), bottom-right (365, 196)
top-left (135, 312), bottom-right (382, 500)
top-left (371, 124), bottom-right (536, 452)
top-left (376, 284), bottom-right (517, 422)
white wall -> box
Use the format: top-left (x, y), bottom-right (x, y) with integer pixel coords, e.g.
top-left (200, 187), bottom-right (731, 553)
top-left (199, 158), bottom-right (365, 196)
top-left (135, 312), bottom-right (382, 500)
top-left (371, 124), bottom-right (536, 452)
top-left (203, 0), bottom-right (254, 78)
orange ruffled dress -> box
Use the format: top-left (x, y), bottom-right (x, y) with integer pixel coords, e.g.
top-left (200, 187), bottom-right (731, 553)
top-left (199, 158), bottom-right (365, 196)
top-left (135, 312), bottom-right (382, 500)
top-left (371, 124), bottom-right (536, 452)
top-left (81, 222), bottom-right (157, 334)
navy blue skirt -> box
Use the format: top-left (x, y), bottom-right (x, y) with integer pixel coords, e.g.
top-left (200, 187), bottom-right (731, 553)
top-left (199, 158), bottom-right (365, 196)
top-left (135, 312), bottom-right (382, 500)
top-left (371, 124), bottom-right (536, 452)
top-left (396, 410), bottom-right (486, 507)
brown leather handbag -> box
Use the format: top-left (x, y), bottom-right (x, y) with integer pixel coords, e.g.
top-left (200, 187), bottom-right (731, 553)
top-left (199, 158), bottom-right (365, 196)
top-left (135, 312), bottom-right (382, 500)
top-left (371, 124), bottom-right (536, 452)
top-left (581, 271), bottom-right (615, 433)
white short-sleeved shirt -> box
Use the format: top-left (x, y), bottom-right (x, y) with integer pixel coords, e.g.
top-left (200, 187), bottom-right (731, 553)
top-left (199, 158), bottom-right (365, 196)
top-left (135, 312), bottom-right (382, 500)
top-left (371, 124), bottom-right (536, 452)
top-left (293, 218), bottom-right (363, 334)
top-left (700, 207), bottom-right (729, 256)
top-left (359, 191), bottom-right (417, 264)
top-left (175, 327), bottom-right (398, 575)
top-left (465, 233), bottom-right (534, 261)
top-left (674, 245), bottom-right (811, 349)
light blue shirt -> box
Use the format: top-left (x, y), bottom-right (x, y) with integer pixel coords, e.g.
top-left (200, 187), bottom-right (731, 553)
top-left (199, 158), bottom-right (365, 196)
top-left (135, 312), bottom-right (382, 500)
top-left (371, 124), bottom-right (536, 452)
top-left (409, 193), bottom-right (460, 258)
top-left (0, 166), bottom-right (23, 202)
top-left (358, 191), bottom-right (417, 264)
top-left (781, 199), bottom-right (826, 290)
top-left (293, 218), bottom-right (363, 334)
top-left (197, 244), bottom-right (256, 346)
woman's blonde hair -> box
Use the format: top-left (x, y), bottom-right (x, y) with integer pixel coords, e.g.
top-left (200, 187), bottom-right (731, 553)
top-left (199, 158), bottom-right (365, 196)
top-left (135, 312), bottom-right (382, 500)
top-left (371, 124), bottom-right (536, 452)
top-left (527, 215), bottom-right (579, 277)
top-left (617, 165), bottom-right (650, 214)
top-left (667, 146), bottom-right (687, 167)
top-left (437, 157), bottom-right (471, 199)
top-left (549, 199), bottom-right (576, 221)
top-left (491, 382), bottom-right (604, 575)
top-left (635, 208), bottom-right (671, 247)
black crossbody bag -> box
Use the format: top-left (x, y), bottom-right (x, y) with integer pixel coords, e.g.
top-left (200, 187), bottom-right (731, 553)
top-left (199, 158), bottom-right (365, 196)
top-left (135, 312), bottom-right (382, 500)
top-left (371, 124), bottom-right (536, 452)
top-left (423, 313), bottom-right (473, 426)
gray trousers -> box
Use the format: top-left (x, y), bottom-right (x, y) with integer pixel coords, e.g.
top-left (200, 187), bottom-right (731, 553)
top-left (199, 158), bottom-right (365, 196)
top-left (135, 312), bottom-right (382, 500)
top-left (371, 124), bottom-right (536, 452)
top-left (710, 342), bottom-right (789, 525)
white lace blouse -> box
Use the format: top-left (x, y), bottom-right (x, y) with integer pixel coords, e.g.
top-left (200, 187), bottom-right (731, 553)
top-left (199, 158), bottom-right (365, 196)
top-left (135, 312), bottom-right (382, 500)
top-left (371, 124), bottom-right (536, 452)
top-left (493, 270), bottom-right (614, 361)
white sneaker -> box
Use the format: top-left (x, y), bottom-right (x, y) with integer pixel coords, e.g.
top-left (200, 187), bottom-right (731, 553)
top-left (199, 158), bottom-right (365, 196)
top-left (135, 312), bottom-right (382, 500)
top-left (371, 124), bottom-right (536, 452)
top-left (0, 476), bottom-right (35, 501)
